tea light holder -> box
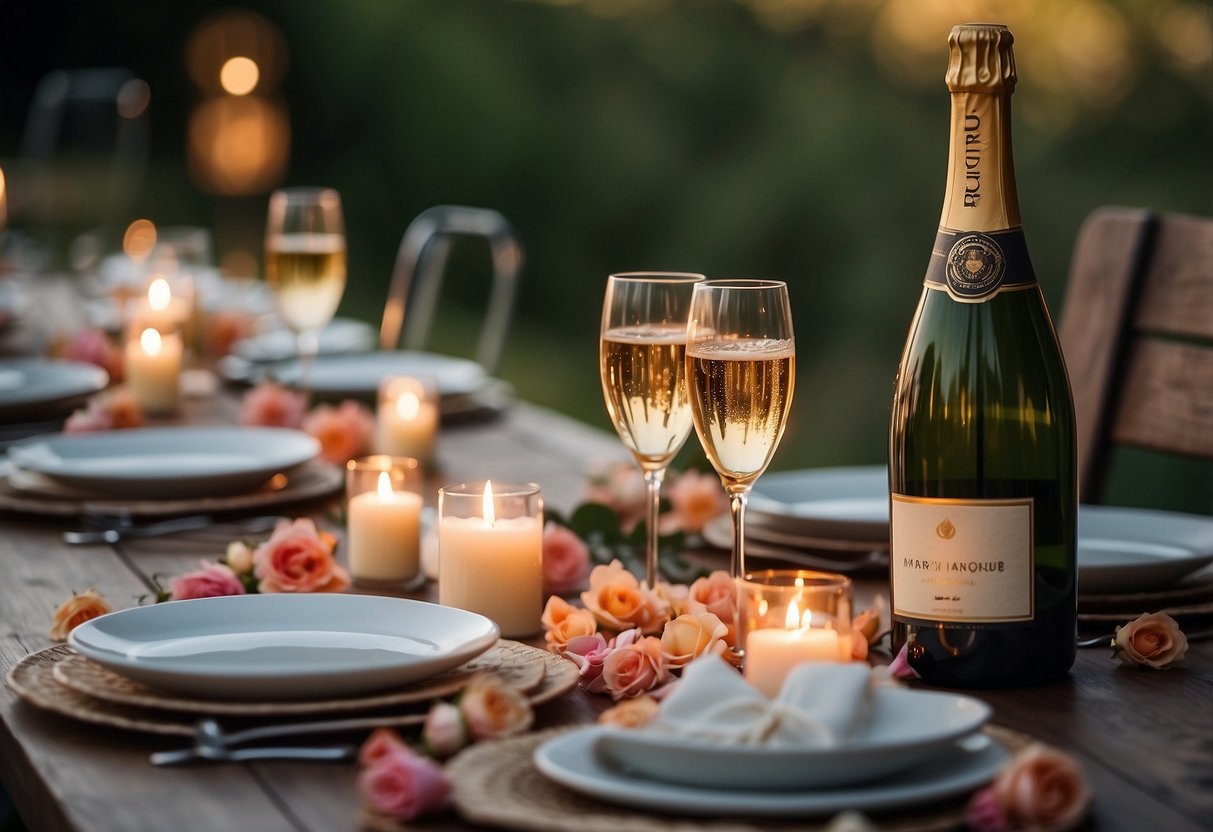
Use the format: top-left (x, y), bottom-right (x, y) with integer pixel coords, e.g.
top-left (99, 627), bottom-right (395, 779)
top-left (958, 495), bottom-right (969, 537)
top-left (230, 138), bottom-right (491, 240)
top-left (741, 569), bottom-right (853, 697)
top-left (126, 273), bottom-right (195, 338)
top-left (346, 455), bottom-right (424, 587)
top-left (375, 375), bottom-right (439, 465)
top-left (124, 326), bottom-right (183, 414)
top-left (438, 480), bottom-right (543, 638)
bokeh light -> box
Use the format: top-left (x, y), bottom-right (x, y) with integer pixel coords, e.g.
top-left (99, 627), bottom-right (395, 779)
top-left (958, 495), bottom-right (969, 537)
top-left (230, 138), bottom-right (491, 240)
top-left (187, 95), bottom-right (290, 196)
top-left (122, 219), bottom-right (157, 261)
top-left (220, 57), bottom-right (260, 96)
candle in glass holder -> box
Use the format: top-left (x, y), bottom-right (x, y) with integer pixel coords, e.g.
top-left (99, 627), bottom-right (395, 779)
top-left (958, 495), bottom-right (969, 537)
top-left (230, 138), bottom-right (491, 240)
top-left (375, 376), bottom-right (438, 464)
top-left (438, 480), bottom-right (542, 637)
top-left (346, 456), bottom-right (423, 585)
top-left (741, 570), bottom-right (852, 697)
top-left (125, 327), bottom-right (182, 414)
top-left (129, 275), bottom-right (194, 336)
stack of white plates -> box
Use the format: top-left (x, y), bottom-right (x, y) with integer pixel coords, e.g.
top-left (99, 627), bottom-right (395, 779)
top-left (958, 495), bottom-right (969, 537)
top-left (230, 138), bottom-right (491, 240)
top-left (534, 687), bottom-right (1004, 817)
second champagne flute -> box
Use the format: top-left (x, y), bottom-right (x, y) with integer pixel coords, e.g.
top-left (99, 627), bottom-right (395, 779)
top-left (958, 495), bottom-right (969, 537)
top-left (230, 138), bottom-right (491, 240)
top-left (264, 187), bottom-right (347, 392)
top-left (686, 279), bottom-right (796, 585)
top-left (599, 272), bottom-right (704, 588)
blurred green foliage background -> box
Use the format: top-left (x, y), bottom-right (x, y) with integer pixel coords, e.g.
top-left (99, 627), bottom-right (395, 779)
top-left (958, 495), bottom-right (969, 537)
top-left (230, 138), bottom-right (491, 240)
top-left (1, 0), bottom-right (1210, 507)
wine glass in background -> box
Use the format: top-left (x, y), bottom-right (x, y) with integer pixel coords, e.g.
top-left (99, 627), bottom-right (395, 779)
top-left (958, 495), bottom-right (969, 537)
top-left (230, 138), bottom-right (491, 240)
top-left (599, 272), bottom-right (704, 588)
top-left (264, 187), bottom-right (347, 391)
top-left (686, 279), bottom-right (796, 586)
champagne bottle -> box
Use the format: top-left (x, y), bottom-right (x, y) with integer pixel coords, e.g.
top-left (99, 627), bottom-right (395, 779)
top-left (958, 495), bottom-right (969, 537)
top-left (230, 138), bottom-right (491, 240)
top-left (889, 24), bottom-right (1077, 687)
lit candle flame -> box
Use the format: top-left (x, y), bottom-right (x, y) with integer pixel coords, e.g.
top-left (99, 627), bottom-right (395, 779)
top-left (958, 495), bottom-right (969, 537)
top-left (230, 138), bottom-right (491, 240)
top-left (785, 599), bottom-right (800, 630)
top-left (148, 278), bottom-right (171, 311)
top-left (377, 471), bottom-right (393, 500)
top-left (140, 328), bottom-right (162, 356)
top-left (396, 392), bottom-right (420, 420)
top-left (483, 480), bottom-right (495, 528)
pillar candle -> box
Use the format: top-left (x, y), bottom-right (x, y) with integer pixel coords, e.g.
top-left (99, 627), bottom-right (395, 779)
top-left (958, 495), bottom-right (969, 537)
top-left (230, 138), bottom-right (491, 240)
top-left (348, 471), bottom-right (423, 582)
top-left (125, 327), bottom-right (182, 414)
top-left (375, 381), bottom-right (438, 463)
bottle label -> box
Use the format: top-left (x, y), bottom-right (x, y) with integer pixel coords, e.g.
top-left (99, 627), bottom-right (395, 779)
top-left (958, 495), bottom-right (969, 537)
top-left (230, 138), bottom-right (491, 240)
top-left (891, 494), bottom-right (1034, 623)
top-left (924, 227), bottom-right (1037, 302)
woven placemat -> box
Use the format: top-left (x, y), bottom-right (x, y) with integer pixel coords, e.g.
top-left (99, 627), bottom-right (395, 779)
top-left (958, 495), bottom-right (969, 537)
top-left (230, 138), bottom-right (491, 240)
top-left (49, 638), bottom-right (547, 716)
top-left (9, 640), bottom-right (577, 737)
top-left (0, 458), bottom-right (342, 518)
top-left (426, 725), bottom-right (1032, 832)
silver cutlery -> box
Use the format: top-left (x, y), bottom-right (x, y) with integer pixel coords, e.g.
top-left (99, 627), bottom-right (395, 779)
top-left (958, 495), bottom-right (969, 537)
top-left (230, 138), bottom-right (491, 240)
top-left (63, 514), bottom-right (283, 545)
top-left (151, 744), bottom-right (355, 766)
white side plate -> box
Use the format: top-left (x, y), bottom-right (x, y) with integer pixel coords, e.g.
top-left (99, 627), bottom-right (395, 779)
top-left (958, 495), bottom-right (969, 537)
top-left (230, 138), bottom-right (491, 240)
top-left (69, 594), bottom-right (500, 700)
top-left (274, 350), bottom-right (486, 397)
top-left (535, 727), bottom-right (1007, 817)
top-left (595, 686), bottom-right (990, 790)
top-left (8, 426), bottom-right (319, 499)
top-left (0, 358), bottom-right (109, 421)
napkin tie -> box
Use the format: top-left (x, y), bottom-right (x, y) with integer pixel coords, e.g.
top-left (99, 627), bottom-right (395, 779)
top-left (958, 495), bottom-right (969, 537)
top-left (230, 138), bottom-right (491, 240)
top-left (650, 655), bottom-right (873, 748)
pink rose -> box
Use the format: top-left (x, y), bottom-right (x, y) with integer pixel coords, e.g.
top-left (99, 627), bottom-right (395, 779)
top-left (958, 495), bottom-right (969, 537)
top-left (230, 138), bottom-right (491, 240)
top-left (240, 381), bottom-right (307, 429)
top-left (542, 522), bottom-right (590, 596)
top-left (661, 469), bottom-right (728, 534)
top-left (1113, 611), bottom-right (1189, 669)
top-left (49, 588), bottom-right (111, 641)
top-left (660, 612), bottom-right (728, 669)
top-left (421, 701), bottom-right (469, 758)
top-left (966, 785), bottom-right (1010, 832)
top-left (64, 404), bottom-right (114, 434)
top-left (358, 727), bottom-right (408, 767)
top-left (169, 561), bottom-right (246, 600)
top-left (359, 746), bottom-right (451, 822)
top-left (252, 518), bottom-right (350, 593)
top-left (602, 632), bottom-right (667, 700)
top-left (303, 399), bottom-right (374, 464)
top-left (564, 633), bottom-right (613, 693)
top-left (888, 641), bottom-right (920, 680)
top-left (582, 460), bottom-right (647, 532)
top-left (580, 559), bottom-right (668, 634)
top-left (987, 744), bottom-right (1091, 832)
top-left (687, 571), bottom-right (738, 647)
top-left (459, 675), bottom-right (534, 740)
top-left (541, 596), bottom-right (598, 653)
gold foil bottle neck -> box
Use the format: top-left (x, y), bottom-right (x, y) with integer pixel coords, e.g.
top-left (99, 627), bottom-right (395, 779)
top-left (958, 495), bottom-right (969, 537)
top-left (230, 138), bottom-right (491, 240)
top-left (946, 23), bottom-right (1016, 93)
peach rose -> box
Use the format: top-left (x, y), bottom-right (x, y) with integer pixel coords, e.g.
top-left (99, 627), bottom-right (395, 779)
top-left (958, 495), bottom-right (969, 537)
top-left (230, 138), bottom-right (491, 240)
top-left (542, 522), bottom-right (591, 596)
top-left (224, 541), bottom-right (254, 575)
top-left (541, 596), bottom-right (598, 653)
top-left (64, 388), bottom-right (145, 434)
top-left (992, 744), bottom-right (1091, 832)
top-left (581, 559), bottom-right (668, 634)
top-left (49, 588), bottom-right (112, 641)
top-left (359, 745), bottom-right (451, 821)
top-left (105, 388), bottom-right (145, 429)
top-left (598, 695), bottom-right (660, 729)
top-left (582, 460), bottom-right (647, 532)
top-left (303, 399), bottom-right (374, 464)
top-left (169, 561), bottom-right (246, 600)
top-left (1113, 611), bottom-right (1189, 669)
top-left (358, 727), bottom-right (408, 767)
top-left (653, 581), bottom-right (690, 618)
top-left (202, 309), bottom-right (254, 359)
top-left (602, 630), bottom-right (667, 700)
top-left (687, 570), bottom-right (738, 647)
top-left (421, 701), bottom-right (469, 758)
top-left (662, 468), bottom-right (728, 534)
top-left (660, 612), bottom-right (728, 669)
top-left (240, 381), bottom-right (307, 429)
top-left (252, 518), bottom-right (350, 593)
top-left (459, 675), bottom-right (534, 740)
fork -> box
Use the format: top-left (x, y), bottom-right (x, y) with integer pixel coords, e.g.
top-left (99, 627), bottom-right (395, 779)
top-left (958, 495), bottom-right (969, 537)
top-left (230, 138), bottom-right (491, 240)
top-left (63, 515), bottom-right (283, 545)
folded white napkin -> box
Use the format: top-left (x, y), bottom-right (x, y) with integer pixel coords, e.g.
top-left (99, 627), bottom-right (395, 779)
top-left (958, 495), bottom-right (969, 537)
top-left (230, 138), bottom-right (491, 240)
top-left (649, 656), bottom-right (873, 748)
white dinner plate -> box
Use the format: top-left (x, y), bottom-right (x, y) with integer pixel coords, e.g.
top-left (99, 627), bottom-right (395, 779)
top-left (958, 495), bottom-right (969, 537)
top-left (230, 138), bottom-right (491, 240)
top-left (594, 686), bottom-right (990, 791)
top-left (1078, 505), bottom-right (1213, 593)
top-left (69, 594), bottom-right (500, 700)
top-left (0, 358), bottom-right (109, 422)
top-left (535, 727), bottom-right (1007, 818)
top-left (7, 426), bottom-right (319, 499)
top-left (749, 466), bottom-right (888, 542)
top-left (232, 318), bottom-right (376, 363)
top-left (273, 350), bottom-right (487, 398)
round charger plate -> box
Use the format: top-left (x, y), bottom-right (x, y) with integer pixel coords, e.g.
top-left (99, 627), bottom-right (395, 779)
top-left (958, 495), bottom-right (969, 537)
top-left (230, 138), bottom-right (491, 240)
top-left (7, 641), bottom-right (578, 737)
top-left (433, 726), bottom-right (1030, 832)
top-left (0, 458), bottom-right (342, 518)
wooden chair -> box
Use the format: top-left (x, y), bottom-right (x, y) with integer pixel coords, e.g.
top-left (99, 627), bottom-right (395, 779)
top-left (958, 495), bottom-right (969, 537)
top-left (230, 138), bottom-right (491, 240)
top-left (1057, 206), bottom-right (1213, 505)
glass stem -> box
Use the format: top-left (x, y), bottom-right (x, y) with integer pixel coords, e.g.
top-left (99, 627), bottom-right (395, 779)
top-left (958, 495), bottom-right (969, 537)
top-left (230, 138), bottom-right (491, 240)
top-left (296, 329), bottom-right (320, 397)
top-left (729, 489), bottom-right (749, 581)
top-left (643, 467), bottom-right (666, 588)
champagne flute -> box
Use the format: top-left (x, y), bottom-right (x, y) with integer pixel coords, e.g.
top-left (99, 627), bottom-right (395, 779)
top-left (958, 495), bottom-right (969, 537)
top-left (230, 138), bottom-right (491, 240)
top-left (264, 187), bottom-right (347, 392)
top-left (600, 272), bottom-right (704, 588)
top-left (686, 280), bottom-right (796, 587)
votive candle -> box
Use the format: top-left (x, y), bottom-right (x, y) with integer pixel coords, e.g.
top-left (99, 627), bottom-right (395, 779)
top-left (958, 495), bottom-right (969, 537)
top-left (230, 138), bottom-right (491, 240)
top-left (125, 327), bottom-right (182, 414)
top-left (375, 376), bottom-right (439, 464)
top-left (346, 456), bottom-right (423, 585)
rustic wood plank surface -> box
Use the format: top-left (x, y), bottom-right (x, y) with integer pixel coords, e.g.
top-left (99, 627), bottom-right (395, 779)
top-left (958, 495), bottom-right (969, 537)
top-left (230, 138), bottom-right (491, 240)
top-left (2, 387), bottom-right (1211, 831)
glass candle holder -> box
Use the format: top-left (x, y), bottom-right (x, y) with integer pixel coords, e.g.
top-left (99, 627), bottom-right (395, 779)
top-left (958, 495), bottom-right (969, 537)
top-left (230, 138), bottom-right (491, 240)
top-left (125, 272), bottom-right (195, 339)
top-left (346, 455), bottom-right (424, 587)
top-left (741, 569), bottom-right (853, 697)
top-left (375, 375), bottom-right (439, 465)
top-left (438, 481), bottom-right (543, 638)
top-left (123, 323), bottom-right (183, 415)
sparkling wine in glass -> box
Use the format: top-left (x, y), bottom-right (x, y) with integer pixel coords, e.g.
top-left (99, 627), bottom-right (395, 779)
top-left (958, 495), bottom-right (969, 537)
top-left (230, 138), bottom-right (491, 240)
top-left (687, 280), bottom-right (796, 587)
top-left (600, 272), bottom-right (704, 587)
top-left (264, 187), bottom-right (347, 391)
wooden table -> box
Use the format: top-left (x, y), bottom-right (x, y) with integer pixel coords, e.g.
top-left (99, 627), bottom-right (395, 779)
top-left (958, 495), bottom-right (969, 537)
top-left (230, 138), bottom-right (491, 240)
top-left (1, 393), bottom-right (1211, 832)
